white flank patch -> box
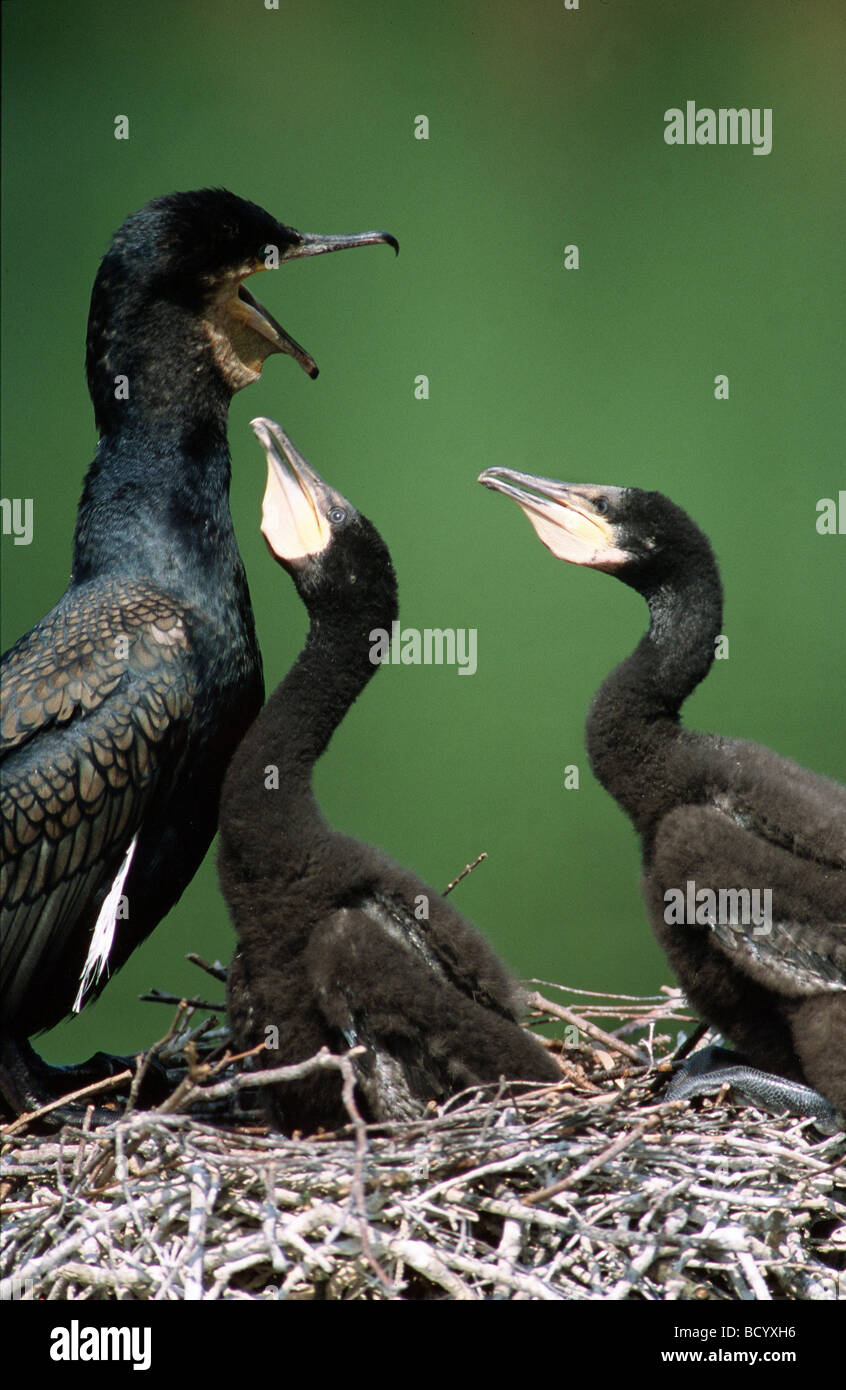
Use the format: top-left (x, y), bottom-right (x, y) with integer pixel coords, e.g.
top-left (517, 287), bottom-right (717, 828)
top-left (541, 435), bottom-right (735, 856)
top-left (73, 834), bottom-right (138, 1012)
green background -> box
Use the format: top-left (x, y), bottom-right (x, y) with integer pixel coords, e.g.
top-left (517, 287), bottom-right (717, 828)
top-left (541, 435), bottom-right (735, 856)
top-left (2, 0), bottom-right (844, 1062)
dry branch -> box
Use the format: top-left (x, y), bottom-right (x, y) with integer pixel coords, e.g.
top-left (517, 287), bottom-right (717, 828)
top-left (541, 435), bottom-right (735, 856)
top-left (2, 985), bottom-right (844, 1302)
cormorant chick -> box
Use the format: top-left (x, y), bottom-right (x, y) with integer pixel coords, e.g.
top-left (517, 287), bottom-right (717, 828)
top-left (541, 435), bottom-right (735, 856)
top-left (480, 468), bottom-right (846, 1126)
top-left (1, 190), bottom-right (397, 1117)
top-left (218, 421), bottom-right (560, 1133)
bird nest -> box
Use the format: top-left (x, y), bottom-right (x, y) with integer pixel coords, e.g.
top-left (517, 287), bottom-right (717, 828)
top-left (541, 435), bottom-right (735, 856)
top-left (2, 982), bottom-right (844, 1302)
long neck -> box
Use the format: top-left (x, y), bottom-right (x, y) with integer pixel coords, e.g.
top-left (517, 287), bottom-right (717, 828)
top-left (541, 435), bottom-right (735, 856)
top-left (222, 560), bottom-right (398, 865)
top-left (272, 604), bottom-right (389, 773)
top-left (586, 557), bottom-right (723, 834)
top-left (71, 399), bottom-right (245, 616)
top-left (77, 271), bottom-right (249, 594)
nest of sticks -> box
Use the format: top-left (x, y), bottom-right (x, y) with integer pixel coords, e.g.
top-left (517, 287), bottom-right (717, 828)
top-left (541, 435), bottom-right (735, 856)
top-left (2, 979), bottom-right (844, 1302)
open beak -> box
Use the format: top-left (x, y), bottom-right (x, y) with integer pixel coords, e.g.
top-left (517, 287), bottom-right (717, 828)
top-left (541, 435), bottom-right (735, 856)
top-left (252, 416), bottom-right (347, 562)
top-left (222, 228), bottom-right (398, 383)
top-left (273, 228), bottom-right (399, 377)
top-left (276, 229), bottom-right (398, 376)
top-left (235, 283), bottom-right (318, 376)
top-left (478, 467), bottom-right (631, 571)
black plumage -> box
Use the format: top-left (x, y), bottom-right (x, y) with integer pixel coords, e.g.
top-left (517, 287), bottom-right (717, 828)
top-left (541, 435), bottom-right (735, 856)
top-left (480, 468), bottom-right (846, 1123)
top-left (0, 190), bottom-right (396, 1114)
top-left (218, 421), bottom-right (560, 1133)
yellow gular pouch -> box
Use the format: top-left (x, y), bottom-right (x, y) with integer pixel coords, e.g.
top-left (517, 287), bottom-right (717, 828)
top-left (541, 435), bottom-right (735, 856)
top-left (203, 264), bottom-right (285, 390)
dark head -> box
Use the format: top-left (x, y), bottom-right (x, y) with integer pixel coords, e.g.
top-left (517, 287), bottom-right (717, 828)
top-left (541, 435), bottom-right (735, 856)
top-left (253, 416), bottom-right (397, 635)
top-left (86, 189), bottom-right (398, 435)
top-left (478, 467), bottom-right (718, 602)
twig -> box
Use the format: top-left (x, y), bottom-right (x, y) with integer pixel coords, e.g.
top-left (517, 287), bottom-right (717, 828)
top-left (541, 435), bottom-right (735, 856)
top-left (526, 991), bottom-right (645, 1064)
top-left (337, 1053), bottom-right (393, 1294)
top-left (155, 1046), bottom-right (366, 1115)
top-left (186, 953), bottom-right (229, 983)
top-left (126, 1001), bottom-right (192, 1115)
top-left (1, 1070), bottom-right (133, 1137)
top-left (139, 988), bottom-right (225, 1011)
top-left (443, 852), bottom-right (487, 896)
top-left (526, 1117), bottom-right (659, 1203)
top-left (669, 1019), bottom-right (710, 1063)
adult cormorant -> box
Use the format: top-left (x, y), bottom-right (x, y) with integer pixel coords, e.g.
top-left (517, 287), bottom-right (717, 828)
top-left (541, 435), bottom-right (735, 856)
top-left (479, 468), bottom-right (846, 1125)
top-left (1, 190), bottom-right (397, 1116)
top-left (218, 421), bottom-right (560, 1133)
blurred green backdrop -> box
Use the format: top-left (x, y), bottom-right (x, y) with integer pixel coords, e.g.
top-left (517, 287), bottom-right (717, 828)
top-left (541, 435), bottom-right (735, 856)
top-left (2, 0), bottom-right (844, 1063)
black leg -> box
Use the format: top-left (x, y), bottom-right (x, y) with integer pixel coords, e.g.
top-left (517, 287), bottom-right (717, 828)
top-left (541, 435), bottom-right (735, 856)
top-left (664, 1044), bottom-right (841, 1132)
top-left (0, 1034), bottom-right (168, 1128)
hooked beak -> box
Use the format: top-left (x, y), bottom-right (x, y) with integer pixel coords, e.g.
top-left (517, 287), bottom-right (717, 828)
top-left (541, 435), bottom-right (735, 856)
top-left (268, 229), bottom-right (399, 376)
top-left (478, 467), bottom-right (631, 571)
top-left (217, 227), bottom-right (398, 386)
top-left (252, 416), bottom-right (348, 562)
top-left (287, 229), bottom-right (400, 261)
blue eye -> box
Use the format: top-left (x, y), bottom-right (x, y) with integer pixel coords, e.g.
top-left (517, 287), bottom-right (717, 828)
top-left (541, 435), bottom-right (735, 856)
top-left (594, 497), bottom-right (609, 516)
top-left (328, 507), bottom-right (347, 525)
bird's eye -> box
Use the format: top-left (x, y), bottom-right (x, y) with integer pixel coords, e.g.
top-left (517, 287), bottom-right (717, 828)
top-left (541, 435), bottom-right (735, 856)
top-left (594, 497), bottom-right (610, 516)
top-left (328, 506), bottom-right (347, 525)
